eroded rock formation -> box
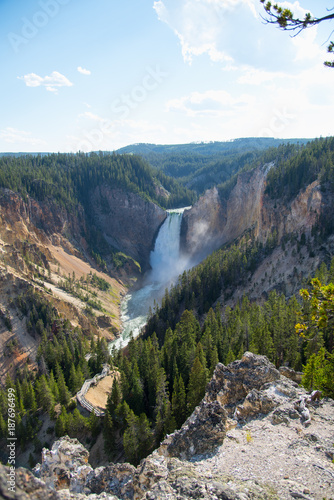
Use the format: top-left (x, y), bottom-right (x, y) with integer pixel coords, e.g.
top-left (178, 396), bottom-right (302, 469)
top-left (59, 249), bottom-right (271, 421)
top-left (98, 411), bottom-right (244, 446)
top-left (181, 164), bottom-right (323, 262)
top-left (89, 187), bottom-right (166, 270)
top-left (2, 353), bottom-right (333, 500)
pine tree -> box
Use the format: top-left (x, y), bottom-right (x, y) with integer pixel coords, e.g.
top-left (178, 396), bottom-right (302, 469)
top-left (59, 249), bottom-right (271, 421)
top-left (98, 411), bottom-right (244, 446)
top-left (107, 378), bottom-right (122, 418)
top-left (209, 346), bottom-right (219, 376)
top-left (88, 410), bottom-right (101, 438)
top-left (0, 413), bottom-right (7, 438)
top-left (137, 413), bottom-right (153, 459)
top-left (5, 373), bottom-right (14, 392)
top-left (187, 357), bottom-right (207, 416)
top-left (154, 368), bottom-right (171, 443)
top-left (225, 347), bottom-right (236, 365)
top-left (103, 409), bottom-right (114, 455)
top-left (55, 364), bottom-right (71, 406)
top-left (171, 374), bottom-right (187, 428)
top-left (302, 348), bottom-right (334, 398)
top-left (249, 308), bottom-right (274, 360)
top-left (49, 371), bottom-right (60, 403)
top-left (127, 362), bottom-right (144, 415)
top-left (55, 406), bottom-right (67, 437)
top-left (35, 375), bottom-right (55, 414)
top-left (123, 409), bottom-right (140, 465)
top-left (67, 408), bottom-right (88, 436)
top-left (76, 365), bottom-right (85, 391)
top-left (15, 379), bottom-right (25, 416)
top-left (69, 363), bottom-right (81, 394)
top-left (22, 380), bottom-right (37, 413)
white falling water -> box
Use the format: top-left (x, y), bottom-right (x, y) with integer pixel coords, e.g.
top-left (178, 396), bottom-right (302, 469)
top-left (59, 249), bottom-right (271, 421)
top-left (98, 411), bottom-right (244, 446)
top-left (110, 207), bottom-right (190, 351)
top-left (149, 208), bottom-right (185, 284)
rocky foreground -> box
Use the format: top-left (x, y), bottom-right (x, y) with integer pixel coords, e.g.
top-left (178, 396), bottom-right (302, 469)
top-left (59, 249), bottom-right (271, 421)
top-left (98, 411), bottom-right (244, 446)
top-left (1, 353), bottom-right (333, 500)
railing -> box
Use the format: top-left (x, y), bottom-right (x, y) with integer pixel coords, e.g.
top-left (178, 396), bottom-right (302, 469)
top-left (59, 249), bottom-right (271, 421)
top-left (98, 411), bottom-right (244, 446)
top-left (76, 363), bottom-right (110, 417)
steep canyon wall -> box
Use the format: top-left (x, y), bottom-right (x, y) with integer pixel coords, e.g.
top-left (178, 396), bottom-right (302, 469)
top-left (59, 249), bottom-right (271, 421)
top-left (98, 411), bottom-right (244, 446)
top-left (90, 186), bottom-right (167, 270)
top-left (181, 164), bottom-right (324, 262)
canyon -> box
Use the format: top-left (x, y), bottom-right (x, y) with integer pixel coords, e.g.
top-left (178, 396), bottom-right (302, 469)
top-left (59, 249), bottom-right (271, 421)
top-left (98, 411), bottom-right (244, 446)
top-left (0, 156), bottom-right (332, 384)
top-left (0, 145), bottom-right (334, 487)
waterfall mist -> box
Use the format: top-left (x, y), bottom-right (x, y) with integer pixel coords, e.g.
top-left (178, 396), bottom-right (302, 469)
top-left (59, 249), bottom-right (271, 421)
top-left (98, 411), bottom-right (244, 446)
top-left (111, 207), bottom-right (191, 350)
top-left (149, 208), bottom-right (188, 285)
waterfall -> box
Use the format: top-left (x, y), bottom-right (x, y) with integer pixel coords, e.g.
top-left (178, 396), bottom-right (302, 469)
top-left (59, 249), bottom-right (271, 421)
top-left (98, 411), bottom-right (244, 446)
top-left (149, 208), bottom-right (185, 284)
top-left (110, 207), bottom-right (190, 351)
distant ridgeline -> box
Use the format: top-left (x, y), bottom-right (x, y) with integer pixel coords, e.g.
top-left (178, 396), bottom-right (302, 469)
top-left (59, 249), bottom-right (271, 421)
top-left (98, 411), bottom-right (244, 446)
top-left (0, 152), bottom-right (196, 210)
top-left (116, 137), bottom-right (311, 194)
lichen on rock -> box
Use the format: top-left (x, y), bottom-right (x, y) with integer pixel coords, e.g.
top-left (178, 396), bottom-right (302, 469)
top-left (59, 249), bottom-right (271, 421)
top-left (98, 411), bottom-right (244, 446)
top-left (159, 400), bottom-right (227, 460)
top-left (2, 353), bottom-right (333, 500)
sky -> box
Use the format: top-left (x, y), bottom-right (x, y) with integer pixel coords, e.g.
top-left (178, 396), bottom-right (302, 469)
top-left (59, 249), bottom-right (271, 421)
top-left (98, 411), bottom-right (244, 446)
top-left (0, 0), bottom-right (333, 152)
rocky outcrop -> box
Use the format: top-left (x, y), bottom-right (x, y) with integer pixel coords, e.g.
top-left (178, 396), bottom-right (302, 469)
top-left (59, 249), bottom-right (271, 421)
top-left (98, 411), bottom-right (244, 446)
top-left (279, 366), bottom-right (303, 384)
top-left (259, 179), bottom-right (323, 244)
top-left (181, 164), bottom-right (323, 263)
top-left (89, 187), bottom-right (166, 270)
top-left (0, 185), bottom-right (168, 272)
top-left (33, 436), bottom-right (91, 492)
top-left (0, 464), bottom-right (61, 500)
top-left (205, 352), bottom-right (280, 412)
top-left (159, 400), bottom-right (227, 460)
top-left (15, 353), bottom-right (331, 500)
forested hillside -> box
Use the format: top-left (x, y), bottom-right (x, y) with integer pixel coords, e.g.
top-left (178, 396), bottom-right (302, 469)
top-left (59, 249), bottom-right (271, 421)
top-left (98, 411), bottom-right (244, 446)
top-left (1, 258), bottom-right (332, 467)
top-left (0, 152), bottom-right (196, 211)
top-left (0, 152), bottom-right (196, 272)
top-left (266, 136), bottom-right (334, 201)
top-left (0, 138), bottom-right (333, 471)
top-left (117, 138), bottom-right (309, 194)
top-left (147, 138), bottom-right (334, 335)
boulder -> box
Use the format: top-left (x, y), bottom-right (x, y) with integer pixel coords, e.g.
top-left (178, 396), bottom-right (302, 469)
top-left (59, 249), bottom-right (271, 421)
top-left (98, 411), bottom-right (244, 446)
top-left (159, 400), bottom-right (227, 460)
top-left (34, 436), bottom-right (92, 492)
top-left (86, 463), bottom-right (136, 498)
top-left (279, 366), bottom-right (303, 384)
top-left (205, 352), bottom-right (280, 416)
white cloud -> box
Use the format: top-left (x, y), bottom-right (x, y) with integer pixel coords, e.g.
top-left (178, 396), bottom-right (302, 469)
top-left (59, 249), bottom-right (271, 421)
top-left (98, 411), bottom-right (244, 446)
top-left (77, 66), bottom-right (91, 75)
top-left (45, 86), bottom-right (58, 93)
top-left (153, 0), bottom-right (322, 69)
top-left (78, 111), bottom-right (104, 122)
top-left (237, 67), bottom-right (288, 85)
top-left (18, 71), bottom-right (73, 93)
top-left (153, 0), bottom-right (259, 64)
top-left (0, 127), bottom-right (46, 146)
top-left (166, 89), bottom-right (254, 116)
top-left (291, 26), bottom-right (323, 63)
top-left (69, 113), bottom-right (166, 152)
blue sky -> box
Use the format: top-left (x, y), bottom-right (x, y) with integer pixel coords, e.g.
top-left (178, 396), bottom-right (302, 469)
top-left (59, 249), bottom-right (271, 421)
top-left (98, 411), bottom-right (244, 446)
top-left (0, 0), bottom-right (332, 152)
